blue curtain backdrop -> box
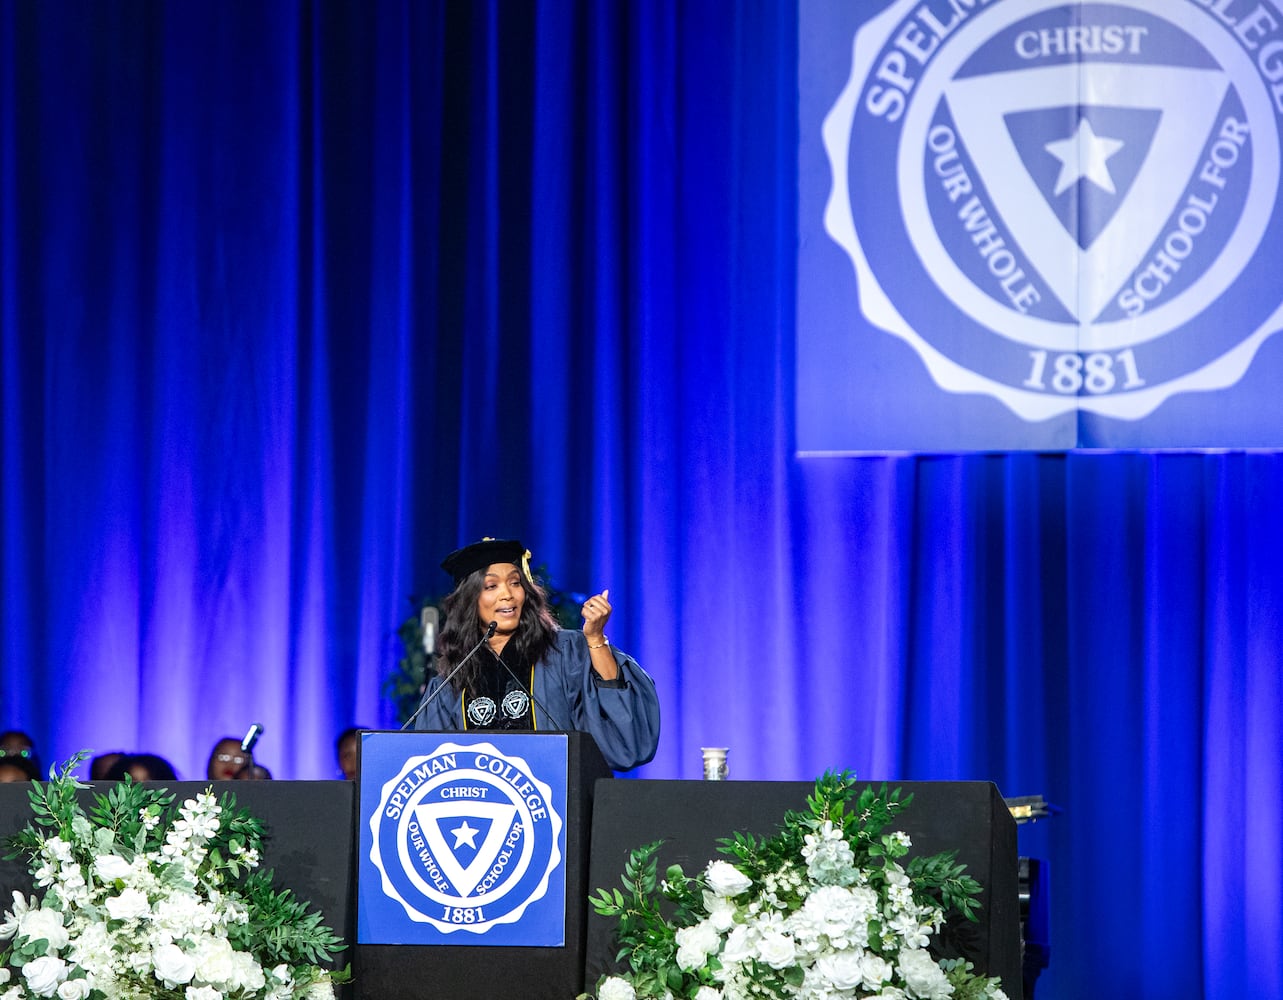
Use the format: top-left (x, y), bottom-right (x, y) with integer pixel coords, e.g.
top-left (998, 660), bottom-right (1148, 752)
top-left (2, 2), bottom-right (1281, 998)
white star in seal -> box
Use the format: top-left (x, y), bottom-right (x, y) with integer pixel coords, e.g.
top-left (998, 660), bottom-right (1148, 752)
top-left (450, 820), bottom-right (480, 849)
top-left (1044, 118), bottom-right (1125, 196)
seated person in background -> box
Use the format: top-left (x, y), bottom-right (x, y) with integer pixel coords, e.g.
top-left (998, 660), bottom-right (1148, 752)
top-left (206, 737), bottom-right (251, 780)
top-left (0, 756), bottom-right (40, 782)
top-left (238, 763), bottom-right (272, 780)
top-left (0, 730), bottom-right (41, 776)
top-left (412, 538), bottom-right (661, 772)
top-left (104, 753), bottom-right (178, 782)
top-left (90, 751), bottom-right (125, 780)
top-left (336, 726), bottom-right (366, 780)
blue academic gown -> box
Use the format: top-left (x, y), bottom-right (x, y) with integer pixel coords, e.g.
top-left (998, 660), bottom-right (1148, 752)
top-left (414, 630), bottom-right (661, 771)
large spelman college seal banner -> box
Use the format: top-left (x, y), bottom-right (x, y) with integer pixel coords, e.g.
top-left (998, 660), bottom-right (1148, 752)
top-left (358, 733), bottom-right (567, 946)
top-left (798, 0), bottom-right (1283, 451)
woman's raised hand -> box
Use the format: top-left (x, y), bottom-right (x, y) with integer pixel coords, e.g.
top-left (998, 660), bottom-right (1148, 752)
top-left (581, 589), bottom-right (612, 643)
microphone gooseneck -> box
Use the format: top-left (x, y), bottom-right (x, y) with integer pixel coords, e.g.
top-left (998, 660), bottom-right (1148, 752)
top-left (402, 621), bottom-right (498, 731)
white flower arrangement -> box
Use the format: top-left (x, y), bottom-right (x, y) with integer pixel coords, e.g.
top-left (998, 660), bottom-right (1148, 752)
top-left (0, 755), bottom-right (347, 1000)
top-left (582, 773), bottom-right (1008, 1000)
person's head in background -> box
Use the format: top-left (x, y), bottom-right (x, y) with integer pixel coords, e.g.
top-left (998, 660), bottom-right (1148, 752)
top-left (207, 737), bottom-right (249, 780)
top-left (0, 730), bottom-right (40, 775)
top-left (90, 752), bottom-right (125, 781)
top-left (104, 753), bottom-right (178, 782)
top-left (336, 727), bottom-right (365, 780)
top-left (0, 756), bottom-right (40, 782)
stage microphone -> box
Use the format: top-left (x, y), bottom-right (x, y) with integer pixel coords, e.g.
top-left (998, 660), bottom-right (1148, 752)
top-left (421, 605), bottom-right (439, 657)
top-left (489, 648), bottom-right (568, 732)
top-left (235, 723), bottom-right (264, 778)
top-left (240, 723), bottom-right (264, 754)
top-left (402, 621), bottom-right (497, 731)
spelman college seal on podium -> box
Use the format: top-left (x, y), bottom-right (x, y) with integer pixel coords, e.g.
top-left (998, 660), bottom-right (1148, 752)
top-left (821, 0), bottom-right (1283, 423)
top-left (358, 733), bottom-right (567, 946)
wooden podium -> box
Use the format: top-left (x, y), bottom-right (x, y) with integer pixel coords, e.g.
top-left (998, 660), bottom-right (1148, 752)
top-left (584, 780), bottom-right (1023, 1000)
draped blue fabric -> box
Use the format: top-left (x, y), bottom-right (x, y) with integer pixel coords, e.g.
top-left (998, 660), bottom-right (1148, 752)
top-left (2, 2), bottom-right (1281, 997)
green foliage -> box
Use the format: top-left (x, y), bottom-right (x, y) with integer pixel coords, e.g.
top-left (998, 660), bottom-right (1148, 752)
top-left (86, 775), bottom-right (175, 859)
top-left (587, 841), bottom-right (719, 999)
top-left (0, 753), bottom-right (346, 994)
top-left (384, 594), bottom-right (439, 724)
top-left (942, 958), bottom-right (1008, 999)
top-left (229, 871), bottom-right (347, 968)
top-left (3, 753), bottom-right (91, 858)
top-left (209, 790), bottom-right (267, 880)
top-left (588, 771), bottom-right (1005, 1000)
top-left (907, 851), bottom-right (985, 922)
top-left (715, 771), bottom-right (915, 886)
top-left (851, 779), bottom-right (913, 835)
top-left (535, 565), bottom-right (592, 630)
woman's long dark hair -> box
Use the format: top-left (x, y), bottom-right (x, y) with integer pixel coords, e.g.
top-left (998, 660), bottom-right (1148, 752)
top-left (436, 566), bottom-right (560, 693)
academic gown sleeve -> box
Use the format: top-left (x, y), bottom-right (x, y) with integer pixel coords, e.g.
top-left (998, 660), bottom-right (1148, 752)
top-left (534, 630), bottom-right (661, 772)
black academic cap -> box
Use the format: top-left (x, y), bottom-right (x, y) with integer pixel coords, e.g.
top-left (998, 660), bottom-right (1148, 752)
top-left (441, 538), bottom-right (529, 585)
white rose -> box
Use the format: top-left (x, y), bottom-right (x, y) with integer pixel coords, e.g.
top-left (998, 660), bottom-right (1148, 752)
top-left (104, 887), bottom-right (150, 921)
top-left (720, 924), bottom-right (753, 965)
top-left (17, 908), bottom-right (69, 952)
top-left (185, 987), bottom-right (222, 1000)
top-left (897, 949), bottom-right (953, 1000)
top-left (815, 950), bottom-right (864, 991)
top-left (1, 892), bottom-right (34, 940)
top-left (192, 937), bottom-right (236, 988)
top-left (93, 855), bottom-right (132, 882)
top-left (676, 942), bottom-right (708, 971)
top-left (228, 951), bottom-right (265, 992)
top-left (56, 980), bottom-right (91, 1000)
top-left (126, 948), bottom-right (152, 973)
top-left (304, 978), bottom-right (335, 1000)
top-left (860, 952), bottom-right (895, 990)
top-left (755, 930), bottom-right (796, 970)
top-left (675, 921), bottom-right (721, 962)
top-left (22, 955), bottom-right (67, 997)
top-left (694, 988), bottom-right (723, 1000)
top-left (702, 891), bottom-right (738, 932)
top-left (152, 943), bottom-right (196, 986)
top-left (705, 861), bottom-right (752, 898)
top-left (598, 976), bottom-right (636, 1000)
top-left (153, 893), bottom-right (210, 936)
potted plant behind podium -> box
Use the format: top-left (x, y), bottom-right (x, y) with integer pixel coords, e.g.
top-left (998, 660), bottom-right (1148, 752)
top-left (0, 754), bottom-right (347, 1000)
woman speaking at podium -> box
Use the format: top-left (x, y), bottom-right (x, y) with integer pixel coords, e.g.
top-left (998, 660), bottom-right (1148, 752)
top-left (411, 538), bottom-right (660, 772)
